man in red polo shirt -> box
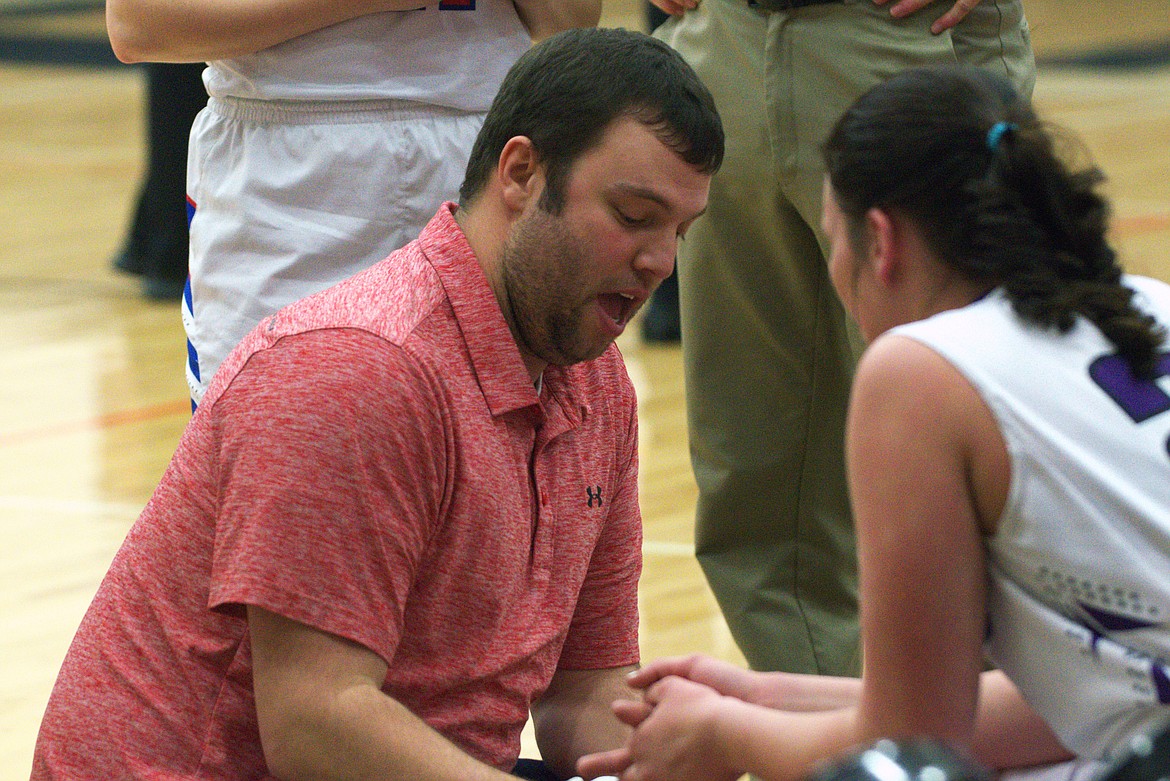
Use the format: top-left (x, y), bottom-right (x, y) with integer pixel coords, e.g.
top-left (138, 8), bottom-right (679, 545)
top-left (31, 27), bottom-right (724, 781)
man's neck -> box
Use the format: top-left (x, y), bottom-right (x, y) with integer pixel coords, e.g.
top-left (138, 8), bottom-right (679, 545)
top-left (452, 201), bottom-right (548, 385)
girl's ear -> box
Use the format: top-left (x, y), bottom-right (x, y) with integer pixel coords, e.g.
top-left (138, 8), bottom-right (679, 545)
top-left (497, 136), bottom-right (543, 213)
top-left (864, 206), bottom-right (900, 287)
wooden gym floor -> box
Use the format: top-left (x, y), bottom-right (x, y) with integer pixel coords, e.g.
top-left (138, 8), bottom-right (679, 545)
top-left (2, 1), bottom-right (1169, 777)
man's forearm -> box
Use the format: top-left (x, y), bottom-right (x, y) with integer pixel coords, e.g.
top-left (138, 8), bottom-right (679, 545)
top-left (249, 606), bottom-right (517, 781)
top-left (260, 676), bottom-right (517, 781)
top-left (531, 666), bottom-right (638, 779)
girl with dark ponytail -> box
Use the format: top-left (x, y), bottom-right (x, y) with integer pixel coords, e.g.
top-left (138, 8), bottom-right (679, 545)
top-left (822, 64), bottom-right (1166, 378)
top-left (578, 64), bottom-right (1170, 781)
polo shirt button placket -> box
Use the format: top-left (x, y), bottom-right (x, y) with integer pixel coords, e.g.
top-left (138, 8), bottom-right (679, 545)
top-left (531, 477), bottom-right (553, 583)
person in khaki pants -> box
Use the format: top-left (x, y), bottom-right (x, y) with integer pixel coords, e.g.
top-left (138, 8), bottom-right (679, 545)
top-left (650, 0), bottom-right (1036, 676)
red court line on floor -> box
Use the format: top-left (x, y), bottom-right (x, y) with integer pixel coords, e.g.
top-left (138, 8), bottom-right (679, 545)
top-left (0, 399), bottom-right (190, 448)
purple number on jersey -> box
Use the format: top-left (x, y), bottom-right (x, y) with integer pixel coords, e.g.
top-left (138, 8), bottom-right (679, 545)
top-left (1089, 351), bottom-right (1170, 459)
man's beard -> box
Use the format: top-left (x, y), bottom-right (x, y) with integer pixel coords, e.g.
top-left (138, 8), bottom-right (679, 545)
top-left (500, 207), bottom-right (602, 369)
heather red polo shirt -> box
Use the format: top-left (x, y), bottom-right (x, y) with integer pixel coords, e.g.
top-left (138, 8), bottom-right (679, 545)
top-left (33, 204), bottom-right (642, 779)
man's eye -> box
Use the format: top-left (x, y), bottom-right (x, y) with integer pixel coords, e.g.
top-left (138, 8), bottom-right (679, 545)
top-left (617, 210), bottom-right (650, 226)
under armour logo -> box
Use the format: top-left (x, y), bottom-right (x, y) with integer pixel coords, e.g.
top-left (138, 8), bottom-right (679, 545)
top-left (586, 486), bottom-right (603, 508)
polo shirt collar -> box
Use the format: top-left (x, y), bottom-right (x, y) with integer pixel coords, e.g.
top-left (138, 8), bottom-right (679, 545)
top-left (419, 203), bottom-right (545, 419)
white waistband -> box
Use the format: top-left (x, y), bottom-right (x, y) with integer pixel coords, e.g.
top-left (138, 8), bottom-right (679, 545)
top-left (206, 96), bottom-right (479, 126)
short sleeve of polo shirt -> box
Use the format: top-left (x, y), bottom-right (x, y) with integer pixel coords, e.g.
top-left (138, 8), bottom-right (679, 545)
top-left (205, 328), bottom-right (446, 664)
top-left (556, 367), bottom-right (643, 670)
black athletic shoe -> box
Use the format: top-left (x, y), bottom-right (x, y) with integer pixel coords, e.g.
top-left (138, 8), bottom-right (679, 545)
top-left (113, 249), bottom-right (146, 276)
top-left (143, 276), bottom-right (186, 301)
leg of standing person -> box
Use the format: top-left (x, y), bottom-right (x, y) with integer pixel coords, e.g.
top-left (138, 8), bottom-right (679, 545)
top-left (657, 0), bottom-right (858, 675)
top-left (655, 0), bottom-right (1034, 675)
top-left (114, 62), bottom-right (207, 300)
top-left (640, 0), bottom-right (681, 344)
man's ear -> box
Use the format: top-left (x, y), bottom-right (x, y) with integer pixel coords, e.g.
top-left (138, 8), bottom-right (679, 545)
top-left (864, 206), bottom-right (900, 287)
top-left (497, 136), bottom-right (543, 213)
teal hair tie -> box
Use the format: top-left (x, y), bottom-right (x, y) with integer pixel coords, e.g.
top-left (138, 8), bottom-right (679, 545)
top-left (986, 121), bottom-right (1017, 152)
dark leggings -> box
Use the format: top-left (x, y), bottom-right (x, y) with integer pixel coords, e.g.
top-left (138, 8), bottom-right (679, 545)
top-left (512, 758), bottom-right (563, 781)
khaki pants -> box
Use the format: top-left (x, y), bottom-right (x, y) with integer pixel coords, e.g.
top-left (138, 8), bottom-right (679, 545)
top-left (656, 0), bottom-right (1035, 674)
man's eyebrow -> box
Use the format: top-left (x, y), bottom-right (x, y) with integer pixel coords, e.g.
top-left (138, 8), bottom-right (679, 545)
top-left (608, 182), bottom-right (669, 208)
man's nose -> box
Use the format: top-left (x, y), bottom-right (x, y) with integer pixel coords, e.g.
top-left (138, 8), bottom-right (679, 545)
top-left (635, 233), bottom-right (678, 286)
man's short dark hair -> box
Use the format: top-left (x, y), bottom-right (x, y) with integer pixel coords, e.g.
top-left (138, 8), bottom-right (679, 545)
top-left (459, 27), bottom-right (724, 211)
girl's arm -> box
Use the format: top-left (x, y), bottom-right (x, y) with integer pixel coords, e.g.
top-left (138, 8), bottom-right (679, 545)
top-left (107, 0), bottom-right (435, 63)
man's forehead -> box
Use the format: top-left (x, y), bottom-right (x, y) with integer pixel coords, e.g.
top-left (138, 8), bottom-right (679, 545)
top-left (557, 116), bottom-right (711, 205)
top-left (588, 113), bottom-right (676, 153)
